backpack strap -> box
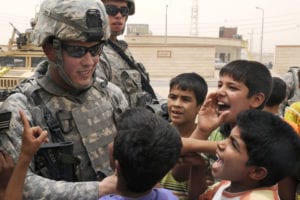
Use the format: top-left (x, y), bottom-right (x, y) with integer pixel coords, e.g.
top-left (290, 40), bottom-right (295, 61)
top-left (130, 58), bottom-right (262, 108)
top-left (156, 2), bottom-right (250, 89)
top-left (21, 80), bottom-right (65, 142)
top-left (107, 39), bottom-right (157, 100)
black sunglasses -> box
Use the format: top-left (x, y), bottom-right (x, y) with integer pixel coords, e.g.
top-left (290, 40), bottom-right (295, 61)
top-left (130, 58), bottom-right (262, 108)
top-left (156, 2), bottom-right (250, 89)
top-left (105, 5), bottom-right (129, 17)
top-left (61, 42), bottom-right (105, 58)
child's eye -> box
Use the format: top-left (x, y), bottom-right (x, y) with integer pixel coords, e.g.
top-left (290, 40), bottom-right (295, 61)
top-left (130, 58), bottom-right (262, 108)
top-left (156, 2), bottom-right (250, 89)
top-left (182, 97), bottom-right (192, 102)
top-left (229, 136), bottom-right (240, 152)
top-left (168, 94), bottom-right (176, 100)
top-left (229, 86), bottom-right (238, 91)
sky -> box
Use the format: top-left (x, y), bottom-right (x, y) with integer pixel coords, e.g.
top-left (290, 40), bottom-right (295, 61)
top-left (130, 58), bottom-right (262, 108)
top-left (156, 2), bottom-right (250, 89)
top-left (1, 0), bottom-right (300, 53)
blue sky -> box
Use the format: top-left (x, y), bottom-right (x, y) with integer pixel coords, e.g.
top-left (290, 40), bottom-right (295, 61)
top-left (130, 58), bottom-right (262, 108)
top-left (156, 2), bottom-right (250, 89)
top-left (1, 0), bottom-right (300, 53)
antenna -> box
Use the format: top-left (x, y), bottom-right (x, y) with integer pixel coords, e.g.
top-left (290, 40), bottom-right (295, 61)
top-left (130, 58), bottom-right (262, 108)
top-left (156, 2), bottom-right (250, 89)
top-left (190, 0), bottom-right (199, 36)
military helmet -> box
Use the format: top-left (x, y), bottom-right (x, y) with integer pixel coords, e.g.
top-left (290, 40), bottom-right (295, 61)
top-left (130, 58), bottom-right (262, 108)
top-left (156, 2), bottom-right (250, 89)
top-left (126, 0), bottom-right (135, 15)
top-left (31, 0), bottom-right (110, 46)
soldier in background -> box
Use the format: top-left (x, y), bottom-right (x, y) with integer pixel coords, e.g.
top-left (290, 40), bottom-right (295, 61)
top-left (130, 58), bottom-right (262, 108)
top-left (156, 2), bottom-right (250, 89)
top-left (280, 66), bottom-right (300, 115)
top-left (98, 0), bottom-right (166, 117)
top-left (0, 0), bottom-right (128, 199)
top-left (24, 18), bottom-right (37, 43)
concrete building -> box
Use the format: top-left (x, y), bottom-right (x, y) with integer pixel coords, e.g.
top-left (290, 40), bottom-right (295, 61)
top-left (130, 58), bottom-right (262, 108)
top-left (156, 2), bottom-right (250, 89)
top-left (124, 35), bottom-right (246, 79)
top-left (274, 45), bottom-right (300, 75)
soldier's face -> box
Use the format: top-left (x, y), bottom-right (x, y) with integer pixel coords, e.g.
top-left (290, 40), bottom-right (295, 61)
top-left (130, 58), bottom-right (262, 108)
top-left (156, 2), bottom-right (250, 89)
top-left (104, 1), bottom-right (128, 33)
top-left (61, 41), bottom-right (100, 87)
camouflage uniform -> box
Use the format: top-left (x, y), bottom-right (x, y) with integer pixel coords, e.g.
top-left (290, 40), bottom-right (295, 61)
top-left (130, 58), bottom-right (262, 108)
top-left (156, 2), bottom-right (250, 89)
top-left (98, 41), bottom-right (153, 107)
top-left (0, 62), bottom-right (127, 199)
top-left (97, 0), bottom-right (157, 108)
top-left (0, 0), bottom-right (128, 199)
top-left (280, 66), bottom-right (300, 115)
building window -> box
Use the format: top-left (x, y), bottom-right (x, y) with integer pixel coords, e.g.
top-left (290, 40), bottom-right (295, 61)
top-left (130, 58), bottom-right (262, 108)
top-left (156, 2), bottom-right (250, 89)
top-left (157, 50), bottom-right (172, 58)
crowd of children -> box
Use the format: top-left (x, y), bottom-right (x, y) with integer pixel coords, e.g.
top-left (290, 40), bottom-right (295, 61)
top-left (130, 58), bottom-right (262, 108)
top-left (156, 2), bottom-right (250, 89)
top-left (1, 59), bottom-right (300, 200)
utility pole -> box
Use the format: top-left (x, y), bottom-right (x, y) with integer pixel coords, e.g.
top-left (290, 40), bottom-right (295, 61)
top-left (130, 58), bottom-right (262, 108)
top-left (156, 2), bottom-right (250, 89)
top-left (256, 6), bottom-right (264, 62)
top-left (248, 28), bottom-right (254, 54)
top-left (190, 0), bottom-right (199, 36)
top-left (165, 4), bottom-right (168, 43)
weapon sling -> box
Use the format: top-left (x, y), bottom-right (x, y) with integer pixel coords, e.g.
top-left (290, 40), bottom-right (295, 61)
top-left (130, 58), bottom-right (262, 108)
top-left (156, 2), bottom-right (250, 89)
top-left (108, 40), bottom-right (157, 100)
top-left (30, 91), bottom-right (79, 181)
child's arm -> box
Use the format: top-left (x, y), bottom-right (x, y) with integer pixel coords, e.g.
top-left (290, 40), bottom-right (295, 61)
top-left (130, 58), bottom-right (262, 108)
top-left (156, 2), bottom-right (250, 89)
top-left (0, 151), bottom-right (14, 199)
top-left (4, 110), bottom-right (48, 200)
top-left (172, 138), bottom-right (217, 182)
top-left (188, 164), bottom-right (208, 200)
top-left (181, 137), bottom-right (217, 155)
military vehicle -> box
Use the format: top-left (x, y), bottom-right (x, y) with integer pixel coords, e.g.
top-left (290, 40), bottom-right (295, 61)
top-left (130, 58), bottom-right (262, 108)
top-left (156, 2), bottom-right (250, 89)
top-left (0, 22), bottom-right (46, 94)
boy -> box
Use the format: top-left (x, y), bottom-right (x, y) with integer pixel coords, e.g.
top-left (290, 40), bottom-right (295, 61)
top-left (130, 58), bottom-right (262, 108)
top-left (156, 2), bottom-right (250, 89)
top-left (100, 107), bottom-right (182, 200)
top-left (192, 59), bottom-right (272, 141)
top-left (263, 76), bottom-right (298, 133)
top-left (160, 72), bottom-right (208, 200)
top-left (167, 72), bottom-right (207, 137)
top-left (263, 77), bottom-right (288, 116)
top-left (173, 60), bottom-right (273, 199)
top-left (186, 109), bottom-right (300, 199)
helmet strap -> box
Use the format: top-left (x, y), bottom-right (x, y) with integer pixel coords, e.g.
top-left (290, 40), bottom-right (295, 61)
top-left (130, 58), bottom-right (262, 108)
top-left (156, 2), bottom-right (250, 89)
top-left (52, 38), bottom-right (94, 91)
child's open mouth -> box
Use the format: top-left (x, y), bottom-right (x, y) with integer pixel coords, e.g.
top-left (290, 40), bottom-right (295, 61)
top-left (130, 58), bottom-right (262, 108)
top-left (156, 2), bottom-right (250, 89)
top-left (212, 153), bottom-right (224, 169)
top-left (218, 102), bottom-right (230, 112)
top-left (171, 110), bottom-right (183, 117)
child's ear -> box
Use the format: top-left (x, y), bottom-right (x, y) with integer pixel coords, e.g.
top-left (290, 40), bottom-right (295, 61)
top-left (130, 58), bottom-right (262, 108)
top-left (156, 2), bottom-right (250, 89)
top-left (250, 92), bottom-right (265, 108)
top-left (248, 166), bottom-right (267, 181)
top-left (115, 160), bottom-right (121, 176)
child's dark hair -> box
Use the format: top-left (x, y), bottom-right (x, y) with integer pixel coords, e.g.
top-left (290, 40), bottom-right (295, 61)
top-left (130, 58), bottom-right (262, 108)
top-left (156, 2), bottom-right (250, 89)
top-left (220, 60), bottom-right (272, 109)
top-left (169, 72), bottom-right (208, 105)
top-left (265, 77), bottom-right (287, 107)
top-left (237, 109), bottom-right (300, 187)
top-left (113, 107), bottom-right (182, 193)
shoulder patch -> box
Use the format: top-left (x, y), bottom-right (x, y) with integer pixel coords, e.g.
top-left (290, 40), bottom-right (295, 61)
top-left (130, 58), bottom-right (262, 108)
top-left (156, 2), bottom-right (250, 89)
top-left (0, 112), bottom-right (12, 131)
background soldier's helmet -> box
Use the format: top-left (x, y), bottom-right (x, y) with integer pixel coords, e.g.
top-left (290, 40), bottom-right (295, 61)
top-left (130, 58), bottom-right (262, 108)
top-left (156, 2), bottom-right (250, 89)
top-left (31, 0), bottom-right (110, 46)
top-left (126, 0), bottom-right (135, 15)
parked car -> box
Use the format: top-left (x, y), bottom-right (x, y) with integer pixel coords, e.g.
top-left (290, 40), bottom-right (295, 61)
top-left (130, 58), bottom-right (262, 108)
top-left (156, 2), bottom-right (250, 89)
top-left (215, 58), bottom-right (227, 70)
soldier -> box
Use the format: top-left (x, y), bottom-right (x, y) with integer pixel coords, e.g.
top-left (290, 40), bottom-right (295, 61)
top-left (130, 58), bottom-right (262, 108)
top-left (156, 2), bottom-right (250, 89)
top-left (280, 66), bottom-right (300, 115)
top-left (98, 0), bottom-right (164, 113)
top-left (0, 0), bottom-right (128, 199)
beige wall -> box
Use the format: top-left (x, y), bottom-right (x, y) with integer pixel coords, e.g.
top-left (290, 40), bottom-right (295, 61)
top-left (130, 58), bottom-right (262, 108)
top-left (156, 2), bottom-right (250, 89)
top-left (274, 45), bottom-right (300, 76)
top-left (128, 44), bottom-right (215, 78)
top-left (125, 35), bottom-right (244, 79)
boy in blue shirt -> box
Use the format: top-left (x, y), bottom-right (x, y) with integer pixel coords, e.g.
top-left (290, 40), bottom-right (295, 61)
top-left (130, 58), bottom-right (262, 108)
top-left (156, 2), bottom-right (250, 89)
top-left (100, 107), bottom-right (182, 200)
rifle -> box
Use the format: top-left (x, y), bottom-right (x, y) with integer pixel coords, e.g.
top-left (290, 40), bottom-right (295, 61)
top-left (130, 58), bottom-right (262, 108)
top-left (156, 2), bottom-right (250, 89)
top-left (9, 22), bottom-right (27, 47)
top-left (9, 22), bottom-right (22, 35)
top-left (35, 142), bottom-right (79, 181)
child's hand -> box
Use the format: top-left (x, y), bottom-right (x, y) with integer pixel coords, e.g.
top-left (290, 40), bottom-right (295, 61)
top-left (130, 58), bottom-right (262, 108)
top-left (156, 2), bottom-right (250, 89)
top-left (194, 92), bottom-right (229, 139)
top-left (19, 110), bottom-right (48, 162)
